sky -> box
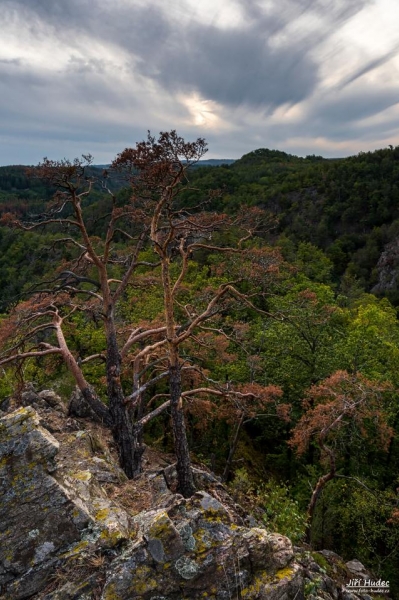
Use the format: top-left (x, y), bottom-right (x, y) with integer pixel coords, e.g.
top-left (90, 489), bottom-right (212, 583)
top-left (1, 0), bottom-right (399, 164)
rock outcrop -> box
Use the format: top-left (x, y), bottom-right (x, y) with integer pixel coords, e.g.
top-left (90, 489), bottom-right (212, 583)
top-left (101, 493), bottom-right (299, 600)
top-left (0, 407), bottom-right (130, 599)
top-left (0, 404), bottom-right (390, 600)
top-left (372, 237), bottom-right (399, 294)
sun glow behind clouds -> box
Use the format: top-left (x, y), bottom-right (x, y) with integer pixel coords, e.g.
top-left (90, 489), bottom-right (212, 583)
top-left (181, 94), bottom-right (226, 129)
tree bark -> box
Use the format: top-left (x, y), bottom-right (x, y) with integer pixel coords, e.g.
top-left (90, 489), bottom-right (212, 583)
top-left (55, 319), bottom-right (113, 426)
top-left (158, 248), bottom-right (196, 497)
top-left (169, 364), bottom-right (196, 497)
top-left (131, 421), bottom-right (145, 477)
top-left (68, 385), bottom-right (113, 427)
top-left (105, 316), bottom-right (142, 479)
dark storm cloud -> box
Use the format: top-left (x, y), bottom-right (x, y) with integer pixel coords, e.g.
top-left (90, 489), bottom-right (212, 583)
top-left (106, 0), bottom-right (373, 109)
top-left (140, 25), bottom-right (316, 108)
top-left (3, 0), bottom-right (372, 110)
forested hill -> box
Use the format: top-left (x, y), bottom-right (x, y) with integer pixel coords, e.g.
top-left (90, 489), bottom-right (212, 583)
top-left (184, 146), bottom-right (399, 299)
top-left (1, 145), bottom-right (399, 308)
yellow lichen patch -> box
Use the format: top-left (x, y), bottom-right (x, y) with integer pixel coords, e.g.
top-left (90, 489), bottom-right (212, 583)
top-left (95, 508), bottom-right (110, 521)
top-left (147, 512), bottom-right (171, 539)
top-left (193, 529), bottom-right (215, 554)
top-left (70, 471), bottom-right (92, 482)
top-left (99, 528), bottom-right (123, 547)
top-left (102, 582), bottom-right (121, 600)
top-left (241, 566), bottom-right (295, 598)
top-left (202, 510), bottom-right (223, 523)
top-left (241, 573), bottom-right (265, 598)
top-left (128, 565), bottom-right (157, 595)
top-left (60, 540), bottom-right (89, 559)
top-left (275, 566), bottom-right (295, 580)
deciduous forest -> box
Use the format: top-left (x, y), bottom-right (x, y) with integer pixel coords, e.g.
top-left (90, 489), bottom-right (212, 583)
top-left (1, 134), bottom-right (399, 593)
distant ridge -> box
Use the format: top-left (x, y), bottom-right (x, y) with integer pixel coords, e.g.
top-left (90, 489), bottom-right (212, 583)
top-left (192, 159), bottom-right (235, 167)
top-left (93, 159), bottom-right (236, 169)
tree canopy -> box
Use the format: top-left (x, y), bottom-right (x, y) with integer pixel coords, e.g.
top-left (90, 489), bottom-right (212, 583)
top-left (1, 138), bottom-right (399, 593)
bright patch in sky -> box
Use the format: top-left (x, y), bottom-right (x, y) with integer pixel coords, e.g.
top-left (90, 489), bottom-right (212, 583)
top-left (166, 0), bottom-right (245, 28)
top-left (181, 94), bottom-right (228, 129)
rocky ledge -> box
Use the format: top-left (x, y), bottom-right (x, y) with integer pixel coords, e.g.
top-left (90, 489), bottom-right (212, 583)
top-left (0, 401), bottom-right (387, 600)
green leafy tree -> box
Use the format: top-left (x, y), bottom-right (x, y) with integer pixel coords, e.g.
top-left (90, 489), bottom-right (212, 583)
top-left (255, 283), bottom-right (343, 405)
top-left (340, 295), bottom-right (399, 383)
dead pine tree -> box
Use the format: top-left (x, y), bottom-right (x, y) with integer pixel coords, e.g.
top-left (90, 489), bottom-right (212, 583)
top-left (0, 132), bottom-right (280, 492)
top-left (113, 131), bottom-right (280, 496)
top-left (0, 155), bottom-right (160, 478)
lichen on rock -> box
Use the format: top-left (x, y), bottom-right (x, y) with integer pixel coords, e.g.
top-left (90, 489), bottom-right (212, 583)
top-left (0, 406), bottom-right (130, 599)
top-left (101, 490), bottom-right (298, 599)
top-left (0, 403), bottom-right (389, 600)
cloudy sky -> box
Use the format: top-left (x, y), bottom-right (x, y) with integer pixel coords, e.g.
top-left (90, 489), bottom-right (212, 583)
top-left (1, 0), bottom-right (399, 164)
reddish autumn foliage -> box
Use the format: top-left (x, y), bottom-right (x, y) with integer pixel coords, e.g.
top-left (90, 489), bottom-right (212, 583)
top-left (290, 370), bottom-right (393, 458)
top-left (113, 130), bottom-right (207, 189)
top-left (388, 508), bottom-right (399, 525)
top-left (290, 370), bottom-right (394, 540)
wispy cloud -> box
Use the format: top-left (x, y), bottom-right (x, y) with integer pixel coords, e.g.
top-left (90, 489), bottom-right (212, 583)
top-left (338, 42), bottom-right (399, 89)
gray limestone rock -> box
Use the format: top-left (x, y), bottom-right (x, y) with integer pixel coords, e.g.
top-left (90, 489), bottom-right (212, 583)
top-left (38, 389), bottom-right (67, 414)
top-left (0, 407), bottom-right (130, 599)
top-left (0, 405), bottom-right (390, 600)
top-left (345, 559), bottom-right (369, 578)
top-left (101, 491), bottom-right (298, 599)
top-left (0, 407), bottom-right (87, 598)
top-left (372, 237), bottom-right (399, 294)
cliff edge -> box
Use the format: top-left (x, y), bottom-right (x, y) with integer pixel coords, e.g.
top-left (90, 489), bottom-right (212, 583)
top-left (0, 397), bottom-right (387, 600)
